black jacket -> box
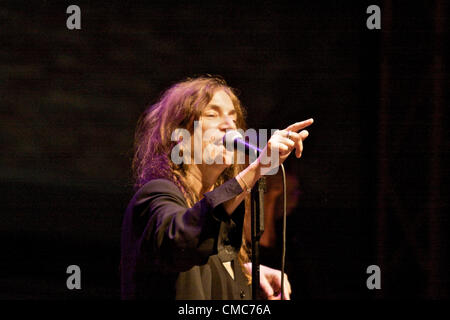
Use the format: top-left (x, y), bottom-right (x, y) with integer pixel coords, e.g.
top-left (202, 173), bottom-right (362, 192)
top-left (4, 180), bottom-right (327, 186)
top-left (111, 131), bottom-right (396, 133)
top-left (120, 177), bottom-right (251, 299)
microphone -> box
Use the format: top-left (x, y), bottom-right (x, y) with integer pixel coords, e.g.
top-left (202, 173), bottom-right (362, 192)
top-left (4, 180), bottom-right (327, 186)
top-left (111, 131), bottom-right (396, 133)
top-left (222, 130), bottom-right (262, 159)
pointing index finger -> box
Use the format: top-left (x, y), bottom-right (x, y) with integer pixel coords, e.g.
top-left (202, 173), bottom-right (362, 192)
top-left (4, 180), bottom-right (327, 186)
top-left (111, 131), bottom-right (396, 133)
top-left (285, 118), bottom-right (314, 133)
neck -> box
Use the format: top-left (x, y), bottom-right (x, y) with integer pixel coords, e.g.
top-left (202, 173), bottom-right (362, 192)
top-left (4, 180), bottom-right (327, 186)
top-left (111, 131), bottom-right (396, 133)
top-left (185, 164), bottom-right (227, 197)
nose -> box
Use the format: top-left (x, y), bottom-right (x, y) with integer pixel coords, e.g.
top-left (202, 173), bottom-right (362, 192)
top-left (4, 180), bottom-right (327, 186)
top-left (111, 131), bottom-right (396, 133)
top-left (219, 115), bottom-right (236, 132)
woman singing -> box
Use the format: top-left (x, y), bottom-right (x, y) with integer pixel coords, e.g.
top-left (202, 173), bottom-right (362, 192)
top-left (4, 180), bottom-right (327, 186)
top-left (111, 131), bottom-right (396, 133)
top-left (120, 76), bottom-right (313, 299)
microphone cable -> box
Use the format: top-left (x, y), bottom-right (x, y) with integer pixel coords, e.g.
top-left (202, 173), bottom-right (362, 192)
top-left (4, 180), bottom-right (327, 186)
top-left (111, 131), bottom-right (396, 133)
top-left (280, 163), bottom-right (287, 300)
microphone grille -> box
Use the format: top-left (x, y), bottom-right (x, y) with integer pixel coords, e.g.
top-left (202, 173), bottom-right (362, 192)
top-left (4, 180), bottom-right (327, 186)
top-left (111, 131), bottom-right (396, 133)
top-left (223, 130), bottom-right (243, 144)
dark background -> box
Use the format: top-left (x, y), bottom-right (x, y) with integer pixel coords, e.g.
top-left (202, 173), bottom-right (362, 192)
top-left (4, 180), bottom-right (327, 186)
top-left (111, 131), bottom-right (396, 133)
top-left (1, 1), bottom-right (448, 299)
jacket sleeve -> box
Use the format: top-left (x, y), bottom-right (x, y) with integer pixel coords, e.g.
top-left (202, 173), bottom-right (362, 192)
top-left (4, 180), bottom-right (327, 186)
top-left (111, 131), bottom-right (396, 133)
top-left (132, 178), bottom-right (245, 272)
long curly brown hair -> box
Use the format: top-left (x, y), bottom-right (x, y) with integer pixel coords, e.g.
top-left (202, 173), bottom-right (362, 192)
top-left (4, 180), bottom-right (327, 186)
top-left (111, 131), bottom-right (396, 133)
top-left (133, 75), bottom-right (246, 202)
top-left (132, 75), bottom-right (251, 277)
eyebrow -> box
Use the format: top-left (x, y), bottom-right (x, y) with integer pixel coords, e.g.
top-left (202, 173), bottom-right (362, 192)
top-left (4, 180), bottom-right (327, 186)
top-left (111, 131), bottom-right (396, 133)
top-left (205, 104), bottom-right (237, 115)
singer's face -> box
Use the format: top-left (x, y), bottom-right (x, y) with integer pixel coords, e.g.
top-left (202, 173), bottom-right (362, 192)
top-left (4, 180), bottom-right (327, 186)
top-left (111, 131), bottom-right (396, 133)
top-left (193, 90), bottom-right (237, 166)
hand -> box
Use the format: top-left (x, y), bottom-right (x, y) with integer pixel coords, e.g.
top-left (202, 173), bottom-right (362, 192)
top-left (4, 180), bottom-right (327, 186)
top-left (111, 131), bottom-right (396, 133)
top-left (244, 263), bottom-right (292, 300)
top-left (257, 118), bottom-right (313, 174)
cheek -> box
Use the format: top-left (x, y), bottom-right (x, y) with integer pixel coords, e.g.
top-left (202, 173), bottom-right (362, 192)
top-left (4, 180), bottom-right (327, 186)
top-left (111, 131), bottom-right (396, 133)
top-left (201, 118), bottom-right (219, 130)
top-left (202, 127), bottom-right (222, 145)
